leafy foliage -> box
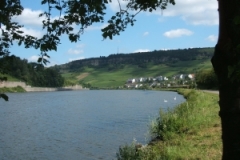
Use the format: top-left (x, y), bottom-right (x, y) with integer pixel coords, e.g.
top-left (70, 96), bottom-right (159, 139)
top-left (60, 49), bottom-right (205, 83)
top-left (116, 142), bottom-right (140, 160)
top-left (0, 0), bottom-right (24, 57)
top-left (195, 68), bottom-right (218, 89)
top-left (0, 93), bottom-right (8, 101)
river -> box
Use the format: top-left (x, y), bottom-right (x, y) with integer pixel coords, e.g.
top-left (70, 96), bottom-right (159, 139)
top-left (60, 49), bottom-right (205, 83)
top-left (0, 90), bottom-right (185, 160)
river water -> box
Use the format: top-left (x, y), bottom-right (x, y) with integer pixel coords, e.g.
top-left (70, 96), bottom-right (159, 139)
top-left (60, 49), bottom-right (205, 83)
top-left (0, 90), bottom-right (185, 160)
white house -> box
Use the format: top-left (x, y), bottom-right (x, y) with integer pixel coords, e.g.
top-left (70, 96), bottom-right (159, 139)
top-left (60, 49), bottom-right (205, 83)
top-left (164, 77), bottom-right (169, 81)
top-left (188, 74), bottom-right (195, 79)
top-left (139, 77), bottom-right (143, 82)
top-left (127, 78), bottom-right (136, 83)
top-left (180, 74), bottom-right (185, 79)
top-left (156, 76), bottom-right (163, 81)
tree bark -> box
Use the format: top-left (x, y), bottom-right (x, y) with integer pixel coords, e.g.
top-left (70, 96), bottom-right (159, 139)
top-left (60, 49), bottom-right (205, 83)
top-left (211, 0), bottom-right (240, 159)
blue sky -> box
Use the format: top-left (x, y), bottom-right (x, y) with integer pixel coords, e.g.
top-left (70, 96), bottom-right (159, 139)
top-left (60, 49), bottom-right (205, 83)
top-left (8, 0), bottom-right (218, 66)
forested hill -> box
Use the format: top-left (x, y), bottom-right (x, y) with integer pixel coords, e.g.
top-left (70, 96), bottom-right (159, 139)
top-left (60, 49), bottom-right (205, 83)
top-left (0, 55), bottom-right (64, 87)
top-left (60, 47), bottom-right (214, 71)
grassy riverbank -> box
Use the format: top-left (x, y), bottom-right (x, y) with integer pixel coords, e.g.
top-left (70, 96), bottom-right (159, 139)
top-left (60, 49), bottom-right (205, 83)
top-left (116, 89), bottom-right (222, 160)
top-left (0, 86), bottom-right (26, 93)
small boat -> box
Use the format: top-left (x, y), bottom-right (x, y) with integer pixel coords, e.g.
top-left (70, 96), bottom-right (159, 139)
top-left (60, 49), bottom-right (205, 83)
top-left (164, 99), bottom-right (168, 102)
top-left (174, 97), bottom-right (176, 100)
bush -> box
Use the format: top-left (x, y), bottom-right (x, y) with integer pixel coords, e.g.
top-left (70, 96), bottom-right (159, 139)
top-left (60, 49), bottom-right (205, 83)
top-left (116, 141), bottom-right (140, 160)
top-left (195, 69), bottom-right (218, 89)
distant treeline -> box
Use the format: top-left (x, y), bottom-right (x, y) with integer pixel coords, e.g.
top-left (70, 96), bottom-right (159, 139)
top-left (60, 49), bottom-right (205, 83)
top-left (0, 55), bottom-right (64, 87)
top-left (60, 47), bottom-right (214, 71)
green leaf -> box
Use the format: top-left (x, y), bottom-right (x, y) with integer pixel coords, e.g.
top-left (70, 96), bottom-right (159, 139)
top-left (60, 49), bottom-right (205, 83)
top-left (236, 44), bottom-right (240, 51)
top-left (38, 57), bottom-right (42, 63)
top-left (0, 94), bottom-right (9, 101)
top-left (234, 16), bottom-right (240, 25)
top-left (16, 30), bottom-right (23, 34)
top-left (109, 34), bottom-right (113, 40)
top-left (68, 27), bottom-right (74, 31)
top-left (55, 5), bottom-right (62, 10)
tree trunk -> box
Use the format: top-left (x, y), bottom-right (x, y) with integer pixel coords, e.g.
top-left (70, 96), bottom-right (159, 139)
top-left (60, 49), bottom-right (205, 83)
top-left (211, 0), bottom-right (240, 159)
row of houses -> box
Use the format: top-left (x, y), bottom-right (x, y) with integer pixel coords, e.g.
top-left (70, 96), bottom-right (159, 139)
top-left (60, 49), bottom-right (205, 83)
top-left (126, 74), bottom-right (195, 84)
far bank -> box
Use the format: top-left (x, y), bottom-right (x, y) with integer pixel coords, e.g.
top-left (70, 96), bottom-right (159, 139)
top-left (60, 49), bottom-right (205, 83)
top-left (0, 81), bottom-right (88, 92)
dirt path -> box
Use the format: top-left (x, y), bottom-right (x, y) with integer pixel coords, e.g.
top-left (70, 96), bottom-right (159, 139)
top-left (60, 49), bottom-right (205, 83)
top-left (77, 73), bottom-right (89, 80)
top-left (202, 90), bottom-right (219, 94)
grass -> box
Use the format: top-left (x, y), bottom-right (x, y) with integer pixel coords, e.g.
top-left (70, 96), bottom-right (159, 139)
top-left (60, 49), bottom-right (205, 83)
top-left (116, 89), bottom-right (222, 160)
top-left (0, 86), bottom-right (26, 93)
top-left (0, 74), bottom-right (26, 93)
top-left (0, 73), bottom-right (20, 81)
top-left (62, 59), bottom-right (212, 88)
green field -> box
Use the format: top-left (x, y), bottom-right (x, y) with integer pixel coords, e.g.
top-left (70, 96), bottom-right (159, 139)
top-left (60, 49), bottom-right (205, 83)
top-left (62, 59), bottom-right (213, 88)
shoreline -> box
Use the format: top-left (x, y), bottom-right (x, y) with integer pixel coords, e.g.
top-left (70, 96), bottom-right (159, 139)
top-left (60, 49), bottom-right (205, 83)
top-left (0, 81), bottom-right (89, 92)
top-left (116, 89), bottom-right (221, 159)
top-left (24, 86), bottom-right (89, 92)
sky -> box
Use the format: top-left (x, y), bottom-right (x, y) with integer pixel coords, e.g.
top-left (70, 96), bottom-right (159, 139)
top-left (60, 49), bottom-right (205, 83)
top-left (8, 0), bottom-right (219, 66)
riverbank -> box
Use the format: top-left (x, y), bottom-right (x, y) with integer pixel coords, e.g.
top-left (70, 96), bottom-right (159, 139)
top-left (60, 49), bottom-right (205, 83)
top-left (116, 89), bottom-right (222, 159)
top-left (24, 85), bottom-right (86, 92)
top-left (0, 81), bottom-right (88, 92)
top-left (0, 86), bottom-right (26, 93)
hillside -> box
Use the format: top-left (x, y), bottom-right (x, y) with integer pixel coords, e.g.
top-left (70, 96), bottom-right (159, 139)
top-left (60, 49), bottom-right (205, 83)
top-left (55, 47), bottom-right (214, 88)
top-left (59, 47), bottom-right (213, 70)
top-left (0, 55), bottom-right (64, 87)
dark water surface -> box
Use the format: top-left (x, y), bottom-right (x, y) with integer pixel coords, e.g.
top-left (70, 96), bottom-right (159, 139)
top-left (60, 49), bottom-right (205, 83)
top-left (0, 90), bottom-right (185, 160)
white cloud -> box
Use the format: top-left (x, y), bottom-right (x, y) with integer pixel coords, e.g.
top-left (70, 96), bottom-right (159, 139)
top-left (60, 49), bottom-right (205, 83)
top-left (160, 48), bottom-right (169, 51)
top-left (67, 43), bottom-right (85, 55)
top-left (108, 0), bottom-right (218, 26)
top-left (27, 55), bottom-right (57, 67)
top-left (13, 8), bottom-right (44, 27)
top-left (69, 57), bottom-right (85, 62)
top-left (206, 35), bottom-right (218, 42)
top-left (143, 32), bottom-right (149, 36)
top-left (67, 48), bottom-right (84, 55)
top-left (19, 27), bottom-right (43, 38)
top-left (86, 24), bottom-right (108, 31)
top-left (158, 17), bottom-right (165, 23)
top-left (134, 49), bottom-right (150, 53)
top-left (28, 55), bottom-right (51, 63)
top-left (0, 24), bottom-right (43, 38)
top-left (154, 0), bottom-right (218, 25)
top-left (13, 8), bottom-right (60, 26)
top-left (107, 1), bottom-right (129, 12)
top-left (44, 60), bottom-right (58, 67)
top-left (76, 44), bottom-right (86, 48)
top-left (28, 55), bottom-right (39, 62)
top-left (11, 8), bottom-right (63, 38)
top-left (163, 29), bottom-right (193, 38)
